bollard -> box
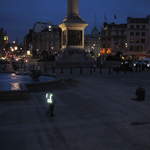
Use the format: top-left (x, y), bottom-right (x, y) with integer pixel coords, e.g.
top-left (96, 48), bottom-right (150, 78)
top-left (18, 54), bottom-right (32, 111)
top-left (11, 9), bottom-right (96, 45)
top-left (90, 67), bottom-right (92, 74)
top-left (135, 67), bottom-right (138, 72)
top-left (93, 67), bottom-right (96, 73)
top-left (135, 86), bottom-right (145, 101)
top-left (60, 67), bottom-right (64, 74)
top-left (108, 67), bottom-right (111, 75)
top-left (52, 67), bottom-right (55, 74)
top-left (70, 67), bottom-right (73, 74)
top-left (80, 67), bottom-right (83, 75)
top-left (99, 66), bottom-right (102, 74)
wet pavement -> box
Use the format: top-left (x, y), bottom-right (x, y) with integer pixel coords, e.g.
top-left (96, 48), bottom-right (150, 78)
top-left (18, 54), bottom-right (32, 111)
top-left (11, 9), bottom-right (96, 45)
top-left (0, 72), bottom-right (150, 150)
top-left (0, 73), bottom-right (55, 91)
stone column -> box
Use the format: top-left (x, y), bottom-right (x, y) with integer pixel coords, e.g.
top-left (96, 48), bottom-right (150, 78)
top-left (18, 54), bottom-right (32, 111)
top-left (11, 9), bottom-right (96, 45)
top-left (67, 0), bottom-right (79, 17)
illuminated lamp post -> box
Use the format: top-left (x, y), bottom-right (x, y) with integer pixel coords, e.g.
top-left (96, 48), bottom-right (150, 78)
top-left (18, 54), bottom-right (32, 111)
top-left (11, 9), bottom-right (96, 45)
top-left (14, 46), bottom-right (18, 51)
top-left (27, 50), bottom-right (31, 56)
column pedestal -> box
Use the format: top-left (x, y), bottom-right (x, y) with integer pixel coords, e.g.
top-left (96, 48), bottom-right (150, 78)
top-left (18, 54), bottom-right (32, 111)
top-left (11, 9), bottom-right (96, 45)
top-left (57, 0), bottom-right (94, 66)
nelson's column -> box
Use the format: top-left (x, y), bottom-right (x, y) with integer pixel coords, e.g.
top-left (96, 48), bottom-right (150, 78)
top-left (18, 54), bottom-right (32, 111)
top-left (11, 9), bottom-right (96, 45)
top-left (58, 0), bottom-right (92, 65)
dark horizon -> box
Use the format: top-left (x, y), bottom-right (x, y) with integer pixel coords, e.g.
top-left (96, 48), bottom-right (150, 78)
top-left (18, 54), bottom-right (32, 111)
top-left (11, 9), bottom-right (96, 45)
top-left (0, 0), bottom-right (150, 42)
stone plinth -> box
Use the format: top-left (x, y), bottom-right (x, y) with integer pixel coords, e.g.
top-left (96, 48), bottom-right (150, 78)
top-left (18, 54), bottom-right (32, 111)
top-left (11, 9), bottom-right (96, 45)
top-left (57, 0), bottom-right (93, 66)
top-left (56, 48), bottom-right (94, 67)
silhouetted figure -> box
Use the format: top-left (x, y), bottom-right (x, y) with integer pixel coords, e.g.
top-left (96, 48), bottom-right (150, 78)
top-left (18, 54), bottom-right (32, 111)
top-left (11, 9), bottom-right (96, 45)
top-left (132, 86), bottom-right (145, 102)
top-left (52, 67), bottom-right (55, 73)
top-left (30, 70), bottom-right (41, 81)
top-left (48, 103), bottom-right (55, 117)
top-left (93, 66), bottom-right (96, 72)
top-left (46, 93), bottom-right (55, 117)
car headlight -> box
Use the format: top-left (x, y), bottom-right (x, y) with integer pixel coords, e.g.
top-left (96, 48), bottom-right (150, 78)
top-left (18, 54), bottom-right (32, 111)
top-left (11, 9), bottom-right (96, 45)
top-left (133, 64), bottom-right (136, 67)
top-left (147, 64), bottom-right (150, 67)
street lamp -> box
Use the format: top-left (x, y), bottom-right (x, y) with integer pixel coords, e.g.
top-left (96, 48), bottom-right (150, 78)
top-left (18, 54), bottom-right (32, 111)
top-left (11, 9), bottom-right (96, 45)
top-left (27, 50), bottom-right (31, 56)
top-left (14, 46), bottom-right (18, 51)
top-left (125, 43), bottom-right (128, 48)
top-left (11, 48), bottom-right (14, 52)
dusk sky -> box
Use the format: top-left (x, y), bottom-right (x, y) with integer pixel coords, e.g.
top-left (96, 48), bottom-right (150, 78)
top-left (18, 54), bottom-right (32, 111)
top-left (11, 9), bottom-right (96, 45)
top-left (0, 0), bottom-right (150, 42)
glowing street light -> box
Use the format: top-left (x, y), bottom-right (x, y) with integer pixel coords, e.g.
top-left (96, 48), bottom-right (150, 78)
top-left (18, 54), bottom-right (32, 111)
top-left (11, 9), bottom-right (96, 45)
top-left (11, 48), bottom-right (14, 52)
top-left (125, 43), bottom-right (128, 48)
top-left (27, 50), bottom-right (31, 56)
top-left (49, 26), bottom-right (52, 31)
top-left (14, 46), bottom-right (18, 51)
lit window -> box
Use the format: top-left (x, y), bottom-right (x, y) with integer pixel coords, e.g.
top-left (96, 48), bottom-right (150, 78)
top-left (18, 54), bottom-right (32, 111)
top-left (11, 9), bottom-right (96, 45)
top-left (14, 46), bottom-right (18, 50)
top-left (27, 50), bottom-right (31, 56)
top-left (4, 36), bottom-right (8, 41)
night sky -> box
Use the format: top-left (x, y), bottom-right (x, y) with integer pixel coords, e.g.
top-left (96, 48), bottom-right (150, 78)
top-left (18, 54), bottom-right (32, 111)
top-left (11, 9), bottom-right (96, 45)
top-left (0, 0), bottom-right (150, 42)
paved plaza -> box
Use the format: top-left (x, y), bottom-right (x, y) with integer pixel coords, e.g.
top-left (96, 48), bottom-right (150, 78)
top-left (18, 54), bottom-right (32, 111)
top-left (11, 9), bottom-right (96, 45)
top-left (0, 72), bottom-right (150, 150)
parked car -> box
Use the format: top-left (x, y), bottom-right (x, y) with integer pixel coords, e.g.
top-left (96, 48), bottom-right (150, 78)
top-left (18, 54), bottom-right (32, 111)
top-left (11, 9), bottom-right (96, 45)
top-left (132, 60), bottom-right (150, 70)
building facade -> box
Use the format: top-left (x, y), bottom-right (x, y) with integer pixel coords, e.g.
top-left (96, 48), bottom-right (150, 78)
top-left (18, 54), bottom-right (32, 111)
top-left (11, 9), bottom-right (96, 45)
top-left (100, 16), bottom-right (150, 57)
top-left (85, 26), bottom-right (101, 57)
top-left (101, 23), bottom-right (127, 55)
top-left (24, 22), bottom-right (61, 58)
top-left (0, 28), bottom-right (9, 50)
top-left (127, 16), bottom-right (150, 55)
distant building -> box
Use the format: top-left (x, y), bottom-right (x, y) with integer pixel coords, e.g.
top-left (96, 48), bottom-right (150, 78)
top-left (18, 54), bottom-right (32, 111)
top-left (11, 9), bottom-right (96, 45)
top-left (101, 23), bottom-right (127, 55)
top-left (85, 26), bottom-right (101, 57)
top-left (24, 22), bottom-right (61, 58)
top-left (127, 16), bottom-right (150, 55)
top-left (0, 28), bottom-right (9, 50)
top-left (100, 16), bottom-right (150, 57)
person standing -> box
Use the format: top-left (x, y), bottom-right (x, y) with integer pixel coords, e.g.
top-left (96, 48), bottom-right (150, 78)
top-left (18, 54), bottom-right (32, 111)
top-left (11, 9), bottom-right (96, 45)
top-left (46, 93), bottom-right (55, 117)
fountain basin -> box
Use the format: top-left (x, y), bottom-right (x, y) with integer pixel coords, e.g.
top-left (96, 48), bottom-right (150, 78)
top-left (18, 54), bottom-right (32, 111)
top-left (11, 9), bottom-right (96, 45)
top-left (0, 73), bottom-right (56, 101)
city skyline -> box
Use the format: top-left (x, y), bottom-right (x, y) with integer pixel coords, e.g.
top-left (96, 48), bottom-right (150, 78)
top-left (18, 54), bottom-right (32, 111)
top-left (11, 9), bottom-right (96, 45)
top-left (0, 0), bottom-right (150, 41)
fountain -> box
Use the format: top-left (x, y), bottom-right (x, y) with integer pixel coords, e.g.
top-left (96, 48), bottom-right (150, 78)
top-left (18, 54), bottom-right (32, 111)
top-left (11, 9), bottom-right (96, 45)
top-left (0, 73), bottom-right (56, 101)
